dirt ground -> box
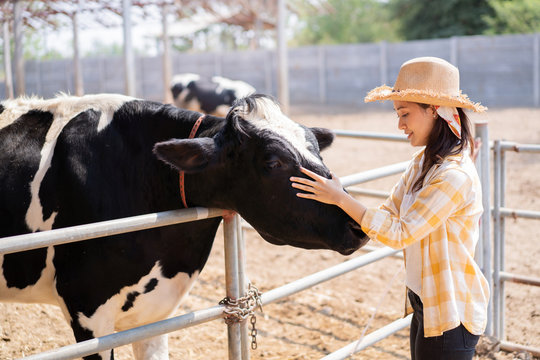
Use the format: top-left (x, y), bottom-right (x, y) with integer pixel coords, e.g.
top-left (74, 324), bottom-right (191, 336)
top-left (1, 106), bottom-right (539, 359)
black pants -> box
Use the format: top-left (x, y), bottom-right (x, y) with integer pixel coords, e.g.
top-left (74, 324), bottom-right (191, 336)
top-left (408, 290), bottom-right (480, 360)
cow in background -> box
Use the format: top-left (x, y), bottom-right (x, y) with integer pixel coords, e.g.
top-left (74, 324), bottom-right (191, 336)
top-left (0, 93), bottom-right (368, 360)
top-left (170, 73), bottom-right (256, 116)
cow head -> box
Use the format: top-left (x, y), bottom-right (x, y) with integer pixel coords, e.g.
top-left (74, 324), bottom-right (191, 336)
top-left (153, 94), bottom-right (369, 255)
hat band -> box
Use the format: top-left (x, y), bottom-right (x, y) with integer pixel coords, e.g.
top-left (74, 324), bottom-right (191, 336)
top-left (435, 106), bottom-right (461, 139)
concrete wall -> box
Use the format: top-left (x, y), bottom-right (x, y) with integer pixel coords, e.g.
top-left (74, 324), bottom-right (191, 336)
top-left (2, 33), bottom-right (539, 109)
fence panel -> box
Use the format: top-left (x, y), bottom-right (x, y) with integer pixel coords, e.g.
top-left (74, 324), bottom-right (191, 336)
top-left (5, 33), bottom-right (539, 107)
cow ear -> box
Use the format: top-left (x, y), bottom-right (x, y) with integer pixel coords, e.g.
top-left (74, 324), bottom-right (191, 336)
top-left (310, 127), bottom-right (334, 151)
top-left (153, 138), bottom-right (216, 173)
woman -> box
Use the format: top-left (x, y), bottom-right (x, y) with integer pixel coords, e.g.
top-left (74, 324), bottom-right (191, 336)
top-left (290, 57), bottom-right (490, 360)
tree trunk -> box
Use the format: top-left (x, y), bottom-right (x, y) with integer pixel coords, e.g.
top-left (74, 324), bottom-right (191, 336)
top-left (276, 0), bottom-right (289, 114)
top-left (2, 19), bottom-right (14, 99)
top-left (72, 4), bottom-right (84, 96)
top-left (12, 0), bottom-right (24, 96)
top-left (161, 4), bottom-right (173, 104)
top-left (123, 0), bottom-right (136, 96)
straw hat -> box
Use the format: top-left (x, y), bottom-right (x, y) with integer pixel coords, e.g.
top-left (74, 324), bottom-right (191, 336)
top-left (364, 57), bottom-right (486, 112)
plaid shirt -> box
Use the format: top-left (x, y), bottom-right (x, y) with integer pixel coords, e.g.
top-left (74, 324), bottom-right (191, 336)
top-left (360, 148), bottom-right (490, 337)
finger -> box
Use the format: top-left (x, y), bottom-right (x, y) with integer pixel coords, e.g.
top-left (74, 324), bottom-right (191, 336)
top-left (299, 167), bottom-right (324, 181)
top-left (290, 176), bottom-right (315, 186)
top-left (291, 183), bottom-right (316, 192)
top-left (296, 192), bottom-right (317, 199)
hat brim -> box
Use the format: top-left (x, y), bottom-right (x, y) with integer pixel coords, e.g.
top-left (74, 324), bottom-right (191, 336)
top-left (364, 85), bottom-right (487, 112)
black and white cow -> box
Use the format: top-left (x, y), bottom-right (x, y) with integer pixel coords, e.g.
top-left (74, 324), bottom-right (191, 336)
top-left (170, 73), bottom-right (256, 116)
top-left (0, 93), bottom-right (368, 359)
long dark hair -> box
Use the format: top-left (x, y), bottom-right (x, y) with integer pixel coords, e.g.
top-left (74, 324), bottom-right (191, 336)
top-left (412, 104), bottom-right (473, 192)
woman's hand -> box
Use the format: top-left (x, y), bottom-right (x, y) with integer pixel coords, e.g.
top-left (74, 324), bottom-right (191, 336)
top-left (290, 167), bottom-right (345, 206)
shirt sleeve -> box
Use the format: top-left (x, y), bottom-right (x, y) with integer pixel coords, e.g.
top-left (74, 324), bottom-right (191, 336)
top-left (360, 167), bottom-right (472, 250)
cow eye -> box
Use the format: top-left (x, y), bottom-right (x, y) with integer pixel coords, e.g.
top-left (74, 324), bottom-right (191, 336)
top-left (265, 155), bottom-right (282, 170)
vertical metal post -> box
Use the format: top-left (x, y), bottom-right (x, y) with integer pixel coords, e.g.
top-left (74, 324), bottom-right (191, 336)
top-left (224, 216), bottom-right (242, 360)
top-left (500, 147), bottom-right (506, 339)
top-left (475, 122), bottom-right (492, 335)
top-left (492, 140), bottom-right (502, 339)
top-left (236, 216), bottom-right (250, 359)
top-left (533, 33), bottom-right (539, 107)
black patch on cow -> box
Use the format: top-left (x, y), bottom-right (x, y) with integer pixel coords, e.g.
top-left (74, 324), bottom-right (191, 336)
top-left (186, 80), bottom-right (236, 114)
top-left (144, 278), bottom-right (158, 293)
top-left (0, 110), bottom-right (54, 289)
top-left (171, 83), bottom-right (187, 100)
top-left (43, 102), bottom-right (223, 322)
top-left (121, 291), bottom-right (140, 312)
top-left (0, 104), bottom-right (4, 115)
top-left (70, 319), bottom-right (107, 359)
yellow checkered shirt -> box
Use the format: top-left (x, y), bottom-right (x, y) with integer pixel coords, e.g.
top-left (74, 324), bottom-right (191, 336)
top-left (360, 149), bottom-right (490, 337)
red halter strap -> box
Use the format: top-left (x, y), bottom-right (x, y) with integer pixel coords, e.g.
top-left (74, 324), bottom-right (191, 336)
top-left (179, 114), bottom-right (205, 208)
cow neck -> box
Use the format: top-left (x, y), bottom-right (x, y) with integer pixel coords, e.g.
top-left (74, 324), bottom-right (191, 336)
top-left (179, 114), bottom-right (205, 208)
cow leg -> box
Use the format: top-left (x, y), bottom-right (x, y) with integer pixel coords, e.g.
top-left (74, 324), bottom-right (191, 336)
top-left (70, 320), bottom-right (115, 360)
top-left (132, 334), bottom-right (169, 360)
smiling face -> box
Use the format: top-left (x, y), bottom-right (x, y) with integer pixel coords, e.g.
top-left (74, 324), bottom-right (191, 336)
top-left (393, 101), bottom-right (437, 147)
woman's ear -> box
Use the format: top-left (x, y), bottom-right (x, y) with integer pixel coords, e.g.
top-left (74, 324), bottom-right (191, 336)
top-left (429, 105), bottom-right (438, 119)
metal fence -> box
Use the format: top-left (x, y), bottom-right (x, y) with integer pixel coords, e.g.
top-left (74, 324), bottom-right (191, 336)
top-left (0, 129), bottom-right (416, 360)
top-left (4, 122), bottom-right (539, 359)
top-left (492, 140), bottom-right (540, 357)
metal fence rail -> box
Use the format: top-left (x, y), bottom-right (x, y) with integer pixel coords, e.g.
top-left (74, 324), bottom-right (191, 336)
top-left (0, 207), bottom-right (224, 255)
top-left (3, 147), bottom-right (410, 359)
top-left (3, 126), bottom-right (507, 359)
top-left (492, 140), bottom-right (540, 357)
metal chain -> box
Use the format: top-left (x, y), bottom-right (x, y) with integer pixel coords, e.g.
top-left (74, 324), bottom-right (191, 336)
top-left (219, 283), bottom-right (263, 350)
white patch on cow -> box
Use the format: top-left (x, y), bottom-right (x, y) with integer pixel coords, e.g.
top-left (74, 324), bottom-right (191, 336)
top-left (7, 94), bottom-right (134, 232)
top-left (233, 97), bottom-right (322, 165)
top-left (77, 262), bottom-right (199, 335)
top-left (212, 76), bottom-right (256, 98)
top-left (170, 73), bottom-right (200, 88)
top-left (133, 334), bottom-right (168, 360)
top-left (1, 96), bottom-right (42, 130)
top-left (0, 246), bottom-right (58, 304)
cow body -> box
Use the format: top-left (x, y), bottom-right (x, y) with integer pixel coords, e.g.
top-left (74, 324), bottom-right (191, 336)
top-left (171, 73), bottom-right (255, 116)
top-left (0, 94), bottom-right (368, 359)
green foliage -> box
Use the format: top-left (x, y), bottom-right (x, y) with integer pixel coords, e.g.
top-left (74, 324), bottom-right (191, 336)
top-left (484, 0), bottom-right (540, 34)
top-left (388, 0), bottom-right (494, 40)
top-left (291, 0), bottom-right (400, 46)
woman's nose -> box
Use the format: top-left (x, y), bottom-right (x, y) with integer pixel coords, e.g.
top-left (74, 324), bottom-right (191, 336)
top-left (398, 118), bottom-right (406, 130)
